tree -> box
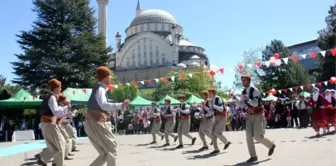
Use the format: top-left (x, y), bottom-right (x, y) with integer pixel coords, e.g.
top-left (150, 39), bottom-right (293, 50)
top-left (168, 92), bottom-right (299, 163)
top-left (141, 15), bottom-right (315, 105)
top-left (233, 48), bottom-right (264, 89)
top-left (259, 40), bottom-right (310, 91)
top-left (110, 85), bottom-right (138, 102)
top-left (0, 74), bottom-right (21, 98)
top-left (214, 81), bottom-right (230, 98)
top-left (12, 0), bottom-right (111, 92)
top-left (316, 4), bottom-right (336, 80)
top-left (152, 67), bottom-right (215, 100)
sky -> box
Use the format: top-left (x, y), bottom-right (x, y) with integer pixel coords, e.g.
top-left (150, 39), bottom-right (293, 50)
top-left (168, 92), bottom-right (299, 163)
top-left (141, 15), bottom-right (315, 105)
top-left (0, 0), bottom-right (334, 89)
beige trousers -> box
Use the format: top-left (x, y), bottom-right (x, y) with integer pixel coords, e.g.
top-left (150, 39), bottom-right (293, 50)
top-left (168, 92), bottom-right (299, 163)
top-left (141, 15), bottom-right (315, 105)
top-left (164, 120), bottom-right (176, 144)
top-left (63, 123), bottom-right (77, 150)
top-left (177, 119), bottom-right (193, 145)
top-left (40, 122), bottom-right (65, 166)
top-left (85, 119), bottom-right (117, 166)
top-left (151, 121), bottom-right (164, 141)
top-left (58, 125), bottom-right (72, 157)
top-left (246, 113), bottom-right (274, 157)
top-left (199, 117), bottom-right (214, 147)
top-left (211, 116), bottom-right (229, 150)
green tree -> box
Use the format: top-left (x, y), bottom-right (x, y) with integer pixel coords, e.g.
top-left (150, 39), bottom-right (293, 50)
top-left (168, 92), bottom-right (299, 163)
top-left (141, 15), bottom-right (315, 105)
top-left (12, 0), bottom-right (111, 92)
top-left (259, 40), bottom-right (310, 91)
top-left (110, 84), bottom-right (138, 102)
top-left (0, 74), bottom-right (21, 96)
top-left (316, 4), bottom-right (336, 80)
top-left (139, 89), bottom-right (155, 101)
top-left (152, 67), bottom-right (215, 100)
top-left (233, 48), bottom-right (264, 89)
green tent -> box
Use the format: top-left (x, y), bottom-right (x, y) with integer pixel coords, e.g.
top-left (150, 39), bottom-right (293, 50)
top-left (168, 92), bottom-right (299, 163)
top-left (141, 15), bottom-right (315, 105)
top-left (62, 88), bottom-right (92, 104)
top-left (185, 95), bottom-right (203, 104)
top-left (0, 89), bottom-right (42, 108)
top-left (263, 94), bottom-right (278, 101)
top-left (130, 96), bottom-right (152, 106)
top-left (157, 95), bottom-right (180, 105)
top-left (300, 91), bottom-right (311, 98)
top-left (224, 98), bottom-right (235, 104)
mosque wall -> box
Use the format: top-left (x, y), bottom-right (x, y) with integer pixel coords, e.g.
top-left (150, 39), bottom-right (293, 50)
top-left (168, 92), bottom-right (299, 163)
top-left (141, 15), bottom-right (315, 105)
top-left (116, 33), bottom-right (179, 70)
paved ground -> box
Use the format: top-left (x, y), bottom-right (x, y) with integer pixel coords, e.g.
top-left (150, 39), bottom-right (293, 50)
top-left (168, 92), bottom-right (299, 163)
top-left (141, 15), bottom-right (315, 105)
top-left (0, 128), bottom-right (335, 166)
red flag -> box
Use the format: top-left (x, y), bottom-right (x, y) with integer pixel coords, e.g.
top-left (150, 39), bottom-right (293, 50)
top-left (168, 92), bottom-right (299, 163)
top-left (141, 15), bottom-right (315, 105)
top-left (317, 82), bottom-right (322, 87)
top-left (82, 89), bottom-right (87, 94)
top-left (330, 77), bottom-right (336, 84)
top-left (238, 65), bottom-right (243, 72)
top-left (305, 84), bottom-right (310, 89)
top-left (218, 68), bottom-right (224, 74)
top-left (132, 81), bottom-right (137, 87)
top-left (331, 48), bottom-right (336, 56)
top-left (197, 72), bottom-right (202, 76)
top-left (24, 97), bottom-right (26, 100)
top-left (163, 77), bottom-right (168, 84)
top-left (256, 61), bottom-right (262, 68)
top-left (273, 53), bottom-right (280, 59)
top-left (311, 52), bottom-right (317, 59)
top-left (209, 70), bottom-right (216, 77)
top-left (72, 90), bottom-right (75, 95)
top-left (146, 80), bottom-right (152, 84)
top-left (179, 74), bottom-right (185, 80)
top-left (294, 87), bottom-right (298, 91)
top-left (292, 56), bottom-right (298, 63)
top-left (107, 84), bottom-right (114, 90)
top-left (283, 89), bottom-right (288, 93)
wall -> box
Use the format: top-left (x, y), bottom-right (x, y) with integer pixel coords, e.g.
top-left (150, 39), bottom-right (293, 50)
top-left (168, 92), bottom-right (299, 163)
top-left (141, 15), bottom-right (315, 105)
top-left (288, 40), bottom-right (320, 71)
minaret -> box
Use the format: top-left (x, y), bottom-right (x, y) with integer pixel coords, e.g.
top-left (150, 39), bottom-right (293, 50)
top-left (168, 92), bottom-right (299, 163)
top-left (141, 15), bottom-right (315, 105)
top-left (171, 24), bottom-right (177, 45)
top-left (115, 32), bottom-right (121, 51)
top-left (136, 0), bottom-right (142, 16)
top-left (97, 0), bottom-right (109, 46)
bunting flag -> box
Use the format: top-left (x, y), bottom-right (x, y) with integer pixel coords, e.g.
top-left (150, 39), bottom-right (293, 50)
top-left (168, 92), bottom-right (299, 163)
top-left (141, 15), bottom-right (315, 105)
top-left (282, 58), bottom-right (289, 64)
top-left (209, 70), bottom-right (216, 77)
top-left (140, 81), bottom-right (144, 85)
top-left (320, 51), bottom-right (326, 57)
top-left (301, 54), bottom-right (307, 59)
top-left (311, 52), bottom-right (317, 59)
top-left (188, 73), bottom-right (193, 78)
top-left (154, 78), bottom-right (159, 83)
top-left (247, 64), bottom-right (253, 68)
top-left (163, 77), bottom-right (168, 84)
top-left (256, 61), bottom-right (262, 68)
top-left (219, 68), bottom-right (224, 74)
top-left (324, 81), bottom-right (328, 86)
top-left (72, 90), bottom-right (75, 95)
top-left (311, 84), bottom-right (315, 88)
top-left (171, 76), bottom-right (175, 82)
top-left (179, 74), bottom-right (185, 80)
top-left (82, 89), bottom-right (87, 94)
top-left (238, 65), bottom-right (243, 72)
top-left (265, 61), bottom-right (270, 67)
top-left (292, 56), bottom-right (298, 63)
top-left (146, 80), bottom-right (152, 84)
top-left (331, 48), bottom-right (336, 56)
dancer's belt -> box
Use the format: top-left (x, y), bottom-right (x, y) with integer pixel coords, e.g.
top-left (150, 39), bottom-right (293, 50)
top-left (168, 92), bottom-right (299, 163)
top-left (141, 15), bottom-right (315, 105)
top-left (56, 118), bottom-right (62, 125)
top-left (154, 117), bottom-right (161, 122)
top-left (247, 106), bottom-right (263, 114)
top-left (180, 115), bottom-right (190, 120)
top-left (214, 111), bottom-right (226, 117)
top-left (86, 110), bottom-right (109, 122)
top-left (166, 117), bottom-right (175, 121)
top-left (204, 115), bottom-right (214, 119)
top-left (41, 116), bottom-right (57, 123)
top-left (62, 119), bottom-right (70, 124)
top-left (326, 104), bottom-right (333, 108)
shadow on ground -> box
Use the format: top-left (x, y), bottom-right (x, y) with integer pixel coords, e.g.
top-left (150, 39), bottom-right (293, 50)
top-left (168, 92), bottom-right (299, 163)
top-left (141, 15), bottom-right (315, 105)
top-left (186, 152), bottom-right (226, 160)
top-left (223, 159), bottom-right (271, 166)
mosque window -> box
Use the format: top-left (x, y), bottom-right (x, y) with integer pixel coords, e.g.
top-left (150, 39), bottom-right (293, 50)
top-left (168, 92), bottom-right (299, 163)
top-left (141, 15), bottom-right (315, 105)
top-left (132, 53), bottom-right (135, 59)
top-left (144, 44), bottom-right (146, 51)
top-left (150, 40), bottom-right (152, 49)
top-left (144, 59), bottom-right (148, 66)
top-left (156, 58), bottom-right (159, 64)
top-left (144, 51), bottom-right (147, 58)
top-left (162, 57), bottom-right (166, 63)
top-left (138, 60), bottom-right (141, 66)
top-left (132, 60), bottom-right (135, 66)
top-left (138, 43), bottom-right (140, 50)
top-left (138, 52), bottom-right (141, 59)
top-left (156, 50), bottom-right (159, 57)
top-left (150, 51), bottom-right (153, 58)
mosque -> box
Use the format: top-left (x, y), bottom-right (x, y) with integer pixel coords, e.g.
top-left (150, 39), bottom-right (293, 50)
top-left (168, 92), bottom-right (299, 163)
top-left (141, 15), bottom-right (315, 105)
top-left (96, 0), bottom-right (210, 87)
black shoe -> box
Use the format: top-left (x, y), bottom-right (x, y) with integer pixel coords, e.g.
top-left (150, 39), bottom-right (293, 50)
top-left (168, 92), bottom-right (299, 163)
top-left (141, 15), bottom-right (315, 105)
top-left (68, 153), bottom-right (75, 156)
top-left (150, 141), bottom-right (157, 144)
top-left (34, 154), bottom-right (40, 160)
top-left (72, 149), bottom-right (80, 152)
top-left (175, 144), bottom-right (184, 149)
top-left (65, 156), bottom-right (73, 160)
top-left (36, 158), bottom-right (47, 166)
top-left (224, 141), bottom-right (231, 150)
top-left (210, 150), bottom-right (220, 155)
top-left (162, 143), bottom-right (170, 147)
top-left (198, 146), bottom-right (209, 151)
top-left (268, 144), bottom-right (276, 156)
top-left (191, 137), bottom-right (197, 145)
top-left (174, 137), bottom-right (178, 142)
top-left (246, 157), bottom-right (258, 162)
top-left (161, 135), bottom-right (164, 140)
top-left (210, 141), bottom-right (213, 145)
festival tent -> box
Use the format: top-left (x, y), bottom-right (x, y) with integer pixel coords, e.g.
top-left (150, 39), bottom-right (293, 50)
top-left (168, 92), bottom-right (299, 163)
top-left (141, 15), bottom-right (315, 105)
top-left (0, 89), bottom-right (42, 108)
top-left (263, 94), bottom-right (278, 101)
top-left (157, 95), bottom-right (180, 105)
top-left (130, 95), bottom-right (152, 106)
top-left (300, 91), bottom-right (311, 98)
top-left (185, 95), bottom-right (203, 104)
top-left (62, 88), bottom-right (92, 104)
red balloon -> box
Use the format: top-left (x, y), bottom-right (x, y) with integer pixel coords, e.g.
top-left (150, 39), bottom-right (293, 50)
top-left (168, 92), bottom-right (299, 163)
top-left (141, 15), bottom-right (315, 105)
top-left (330, 77), bottom-right (336, 84)
top-left (209, 70), bottom-right (216, 77)
top-left (273, 53), bottom-right (280, 59)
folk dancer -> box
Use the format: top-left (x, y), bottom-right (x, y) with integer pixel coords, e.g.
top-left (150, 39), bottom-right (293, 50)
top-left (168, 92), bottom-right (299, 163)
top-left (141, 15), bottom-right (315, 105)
top-left (208, 88), bottom-right (231, 155)
top-left (57, 94), bottom-right (75, 160)
top-left (84, 66), bottom-right (129, 166)
top-left (198, 90), bottom-right (215, 151)
top-left (149, 101), bottom-right (164, 144)
top-left (235, 74), bottom-right (275, 162)
top-left (174, 94), bottom-right (197, 149)
top-left (162, 98), bottom-right (178, 147)
top-left (307, 87), bottom-right (328, 136)
top-left (324, 89), bottom-right (336, 132)
top-left (62, 112), bottom-right (78, 152)
top-left (36, 79), bottom-right (71, 166)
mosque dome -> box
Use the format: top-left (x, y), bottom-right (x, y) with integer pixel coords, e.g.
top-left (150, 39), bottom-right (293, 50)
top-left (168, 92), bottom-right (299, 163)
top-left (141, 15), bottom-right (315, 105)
top-left (130, 9), bottom-right (177, 26)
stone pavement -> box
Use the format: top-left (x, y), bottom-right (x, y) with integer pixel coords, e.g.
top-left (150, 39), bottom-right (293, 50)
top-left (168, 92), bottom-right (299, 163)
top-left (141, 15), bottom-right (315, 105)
top-left (0, 128), bottom-right (335, 166)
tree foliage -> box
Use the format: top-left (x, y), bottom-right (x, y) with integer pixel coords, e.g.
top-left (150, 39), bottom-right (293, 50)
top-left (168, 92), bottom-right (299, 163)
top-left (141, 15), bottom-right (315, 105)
top-left (316, 4), bottom-right (336, 80)
top-left (152, 67), bottom-right (216, 100)
top-left (110, 84), bottom-right (138, 102)
top-left (259, 40), bottom-right (310, 91)
top-left (234, 48), bottom-right (263, 89)
top-left (12, 0), bottom-right (111, 92)
top-left (0, 74), bottom-right (21, 99)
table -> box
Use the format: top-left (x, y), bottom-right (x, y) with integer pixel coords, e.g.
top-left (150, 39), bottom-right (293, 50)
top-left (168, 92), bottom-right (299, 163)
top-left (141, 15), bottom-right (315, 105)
top-left (12, 130), bottom-right (35, 142)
